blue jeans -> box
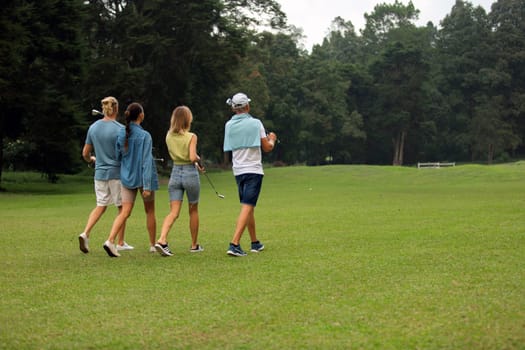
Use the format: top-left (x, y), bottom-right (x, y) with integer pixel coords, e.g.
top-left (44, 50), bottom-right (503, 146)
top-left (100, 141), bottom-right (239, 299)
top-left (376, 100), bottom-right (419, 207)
top-left (168, 164), bottom-right (200, 203)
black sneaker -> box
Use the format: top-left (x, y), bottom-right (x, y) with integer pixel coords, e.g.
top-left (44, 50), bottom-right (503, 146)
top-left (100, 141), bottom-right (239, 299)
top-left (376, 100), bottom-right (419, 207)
top-left (155, 243), bottom-right (173, 257)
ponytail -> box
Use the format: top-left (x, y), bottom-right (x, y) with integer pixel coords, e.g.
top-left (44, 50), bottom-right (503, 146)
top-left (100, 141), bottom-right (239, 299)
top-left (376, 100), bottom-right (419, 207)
top-left (124, 115), bottom-right (131, 150)
top-left (124, 102), bottom-right (144, 150)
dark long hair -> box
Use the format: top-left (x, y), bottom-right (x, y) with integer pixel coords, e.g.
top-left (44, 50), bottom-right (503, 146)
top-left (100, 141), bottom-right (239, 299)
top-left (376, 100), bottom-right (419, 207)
top-left (124, 102), bottom-right (143, 150)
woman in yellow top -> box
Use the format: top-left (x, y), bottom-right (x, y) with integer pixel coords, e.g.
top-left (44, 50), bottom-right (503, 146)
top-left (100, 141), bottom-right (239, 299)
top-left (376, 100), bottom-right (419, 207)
top-left (155, 106), bottom-right (204, 256)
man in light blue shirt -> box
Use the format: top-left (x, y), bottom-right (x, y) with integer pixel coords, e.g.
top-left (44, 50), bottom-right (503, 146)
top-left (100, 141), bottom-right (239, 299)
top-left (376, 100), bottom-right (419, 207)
top-left (78, 96), bottom-right (132, 254)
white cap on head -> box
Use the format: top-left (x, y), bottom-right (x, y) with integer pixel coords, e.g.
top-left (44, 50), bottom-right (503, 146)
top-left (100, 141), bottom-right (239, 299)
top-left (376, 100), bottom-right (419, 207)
top-left (226, 93), bottom-right (251, 108)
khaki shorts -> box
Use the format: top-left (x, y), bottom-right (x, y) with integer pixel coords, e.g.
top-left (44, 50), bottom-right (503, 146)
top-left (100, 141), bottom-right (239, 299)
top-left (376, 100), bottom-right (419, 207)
top-left (94, 179), bottom-right (122, 206)
top-left (121, 186), bottom-right (155, 203)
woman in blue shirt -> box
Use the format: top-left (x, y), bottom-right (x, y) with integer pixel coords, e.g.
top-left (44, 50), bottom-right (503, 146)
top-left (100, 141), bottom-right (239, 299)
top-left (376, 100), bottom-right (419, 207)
top-left (103, 102), bottom-right (159, 257)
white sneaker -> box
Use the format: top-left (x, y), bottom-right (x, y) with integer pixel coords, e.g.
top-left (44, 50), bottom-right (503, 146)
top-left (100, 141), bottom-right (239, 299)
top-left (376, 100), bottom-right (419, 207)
top-left (116, 242), bottom-right (134, 251)
top-left (190, 245), bottom-right (204, 253)
top-left (103, 240), bottom-right (120, 257)
top-left (79, 232), bottom-right (89, 253)
top-left (149, 246), bottom-right (157, 253)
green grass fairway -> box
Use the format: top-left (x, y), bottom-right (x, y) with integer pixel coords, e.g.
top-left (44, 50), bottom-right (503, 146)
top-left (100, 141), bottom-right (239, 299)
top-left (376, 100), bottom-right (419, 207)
top-left (0, 164), bottom-right (524, 349)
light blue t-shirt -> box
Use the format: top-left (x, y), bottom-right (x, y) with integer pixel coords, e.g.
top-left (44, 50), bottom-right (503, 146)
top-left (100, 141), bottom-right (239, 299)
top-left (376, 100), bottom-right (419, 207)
top-left (116, 123), bottom-right (159, 191)
top-left (85, 119), bottom-right (123, 180)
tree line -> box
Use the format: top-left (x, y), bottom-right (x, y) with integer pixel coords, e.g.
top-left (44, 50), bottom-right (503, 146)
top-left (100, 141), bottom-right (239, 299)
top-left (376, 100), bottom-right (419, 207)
top-left (1, 0), bottom-right (524, 184)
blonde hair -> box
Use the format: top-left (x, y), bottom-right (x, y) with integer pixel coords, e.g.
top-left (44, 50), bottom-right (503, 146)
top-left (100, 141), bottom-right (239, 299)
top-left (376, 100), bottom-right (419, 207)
top-left (169, 106), bottom-right (193, 134)
top-left (101, 96), bottom-right (118, 117)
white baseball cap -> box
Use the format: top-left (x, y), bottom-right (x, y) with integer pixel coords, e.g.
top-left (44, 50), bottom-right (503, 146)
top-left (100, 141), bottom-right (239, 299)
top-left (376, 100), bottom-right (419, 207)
top-left (226, 93), bottom-right (251, 108)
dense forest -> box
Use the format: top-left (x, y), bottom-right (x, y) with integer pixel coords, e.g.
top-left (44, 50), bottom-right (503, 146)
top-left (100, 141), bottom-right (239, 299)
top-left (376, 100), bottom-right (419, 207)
top-left (1, 0), bottom-right (524, 183)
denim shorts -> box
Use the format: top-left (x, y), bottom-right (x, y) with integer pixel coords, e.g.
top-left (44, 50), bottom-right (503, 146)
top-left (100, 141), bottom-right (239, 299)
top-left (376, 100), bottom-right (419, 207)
top-left (168, 164), bottom-right (200, 203)
top-left (235, 173), bottom-right (263, 207)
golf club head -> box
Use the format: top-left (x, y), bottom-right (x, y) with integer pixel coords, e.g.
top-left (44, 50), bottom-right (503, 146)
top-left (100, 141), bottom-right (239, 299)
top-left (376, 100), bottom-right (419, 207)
top-left (91, 109), bottom-right (104, 116)
top-left (199, 165), bottom-right (225, 199)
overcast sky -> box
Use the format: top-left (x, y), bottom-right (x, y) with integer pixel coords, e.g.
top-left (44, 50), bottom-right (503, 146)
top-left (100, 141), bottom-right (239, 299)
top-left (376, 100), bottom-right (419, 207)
top-left (277, 0), bottom-right (496, 50)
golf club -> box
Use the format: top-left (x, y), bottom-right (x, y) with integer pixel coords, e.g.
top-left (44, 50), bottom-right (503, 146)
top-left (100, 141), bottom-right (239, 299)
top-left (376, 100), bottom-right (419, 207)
top-left (196, 162), bottom-right (225, 199)
top-left (92, 109), bottom-right (104, 116)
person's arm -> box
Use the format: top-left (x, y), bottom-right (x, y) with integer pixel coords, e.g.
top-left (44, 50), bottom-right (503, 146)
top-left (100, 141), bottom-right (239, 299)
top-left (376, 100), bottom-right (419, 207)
top-left (189, 134), bottom-right (205, 172)
top-left (261, 132), bottom-right (277, 153)
top-left (142, 134), bottom-right (155, 193)
top-left (82, 144), bottom-right (95, 164)
top-left (189, 134), bottom-right (200, 163)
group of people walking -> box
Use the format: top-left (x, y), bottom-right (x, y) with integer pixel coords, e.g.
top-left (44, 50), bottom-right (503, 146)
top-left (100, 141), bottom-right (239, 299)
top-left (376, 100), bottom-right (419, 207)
top-left (78, 93), bottom-right (277, 258)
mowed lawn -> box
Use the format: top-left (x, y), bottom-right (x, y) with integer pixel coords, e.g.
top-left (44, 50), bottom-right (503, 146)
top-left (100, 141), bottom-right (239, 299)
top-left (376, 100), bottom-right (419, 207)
top-left (0, 163), bottom-right (524, 349)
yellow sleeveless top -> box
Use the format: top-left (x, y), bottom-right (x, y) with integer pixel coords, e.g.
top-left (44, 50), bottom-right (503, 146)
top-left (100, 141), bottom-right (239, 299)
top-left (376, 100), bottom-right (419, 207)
top-left (166, 131), bottom-right (194, 165)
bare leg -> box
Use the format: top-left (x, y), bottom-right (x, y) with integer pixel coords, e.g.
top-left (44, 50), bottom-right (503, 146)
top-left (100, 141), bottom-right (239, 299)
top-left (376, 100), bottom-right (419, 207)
top-left (231, 204), bottom-right (254, 245)
top-left (143, 198), bottom-right (156, 247)
top-left (83, 206), bottom-right (107, 237)
top-left (116, 206), bottom-right (127, 246)
top-left (107, 202), bottom-right (134, 243)
top-left (158, 200), bottom-right (182, 245)
top-left (247, 208), bottom-right (257, 242)
top-left (189, 203), bottom-right (199, 248)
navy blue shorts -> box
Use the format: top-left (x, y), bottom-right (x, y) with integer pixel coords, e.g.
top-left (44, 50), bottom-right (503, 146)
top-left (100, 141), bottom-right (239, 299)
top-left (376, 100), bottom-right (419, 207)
top-left (235, 173), bottom-right (263, 206)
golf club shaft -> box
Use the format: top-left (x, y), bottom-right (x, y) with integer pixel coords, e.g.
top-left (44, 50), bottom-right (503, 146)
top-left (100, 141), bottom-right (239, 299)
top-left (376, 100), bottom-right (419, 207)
top-left (196, 162), bottom-right (224, 198)
top-left (203, 171), bottom-right (219, 195)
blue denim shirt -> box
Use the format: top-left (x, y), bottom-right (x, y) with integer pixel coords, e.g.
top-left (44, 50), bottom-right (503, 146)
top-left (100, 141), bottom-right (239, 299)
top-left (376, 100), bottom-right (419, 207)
top-left (116, 123), bottom-right (159, 191)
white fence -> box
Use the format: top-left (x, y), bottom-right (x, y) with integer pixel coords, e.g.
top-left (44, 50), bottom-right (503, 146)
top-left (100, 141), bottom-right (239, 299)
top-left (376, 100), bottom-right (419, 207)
top-left (417, 162), bottom-right (456, 169)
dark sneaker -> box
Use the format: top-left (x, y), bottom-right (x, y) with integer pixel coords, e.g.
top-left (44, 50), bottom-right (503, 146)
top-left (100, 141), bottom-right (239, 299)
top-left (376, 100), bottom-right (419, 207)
top-left (251, 241), bottom-right (264, 252)
top-left (227, 243), bottom-right (247, 257)
top-left (79, 232), bottom-right (89, 253)
top-left (190, 245), bottom-right (204, 253)
top-left (155, 243), bottom-right (173, 257)
top-left (103, 240), bottom-right (120, 257)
